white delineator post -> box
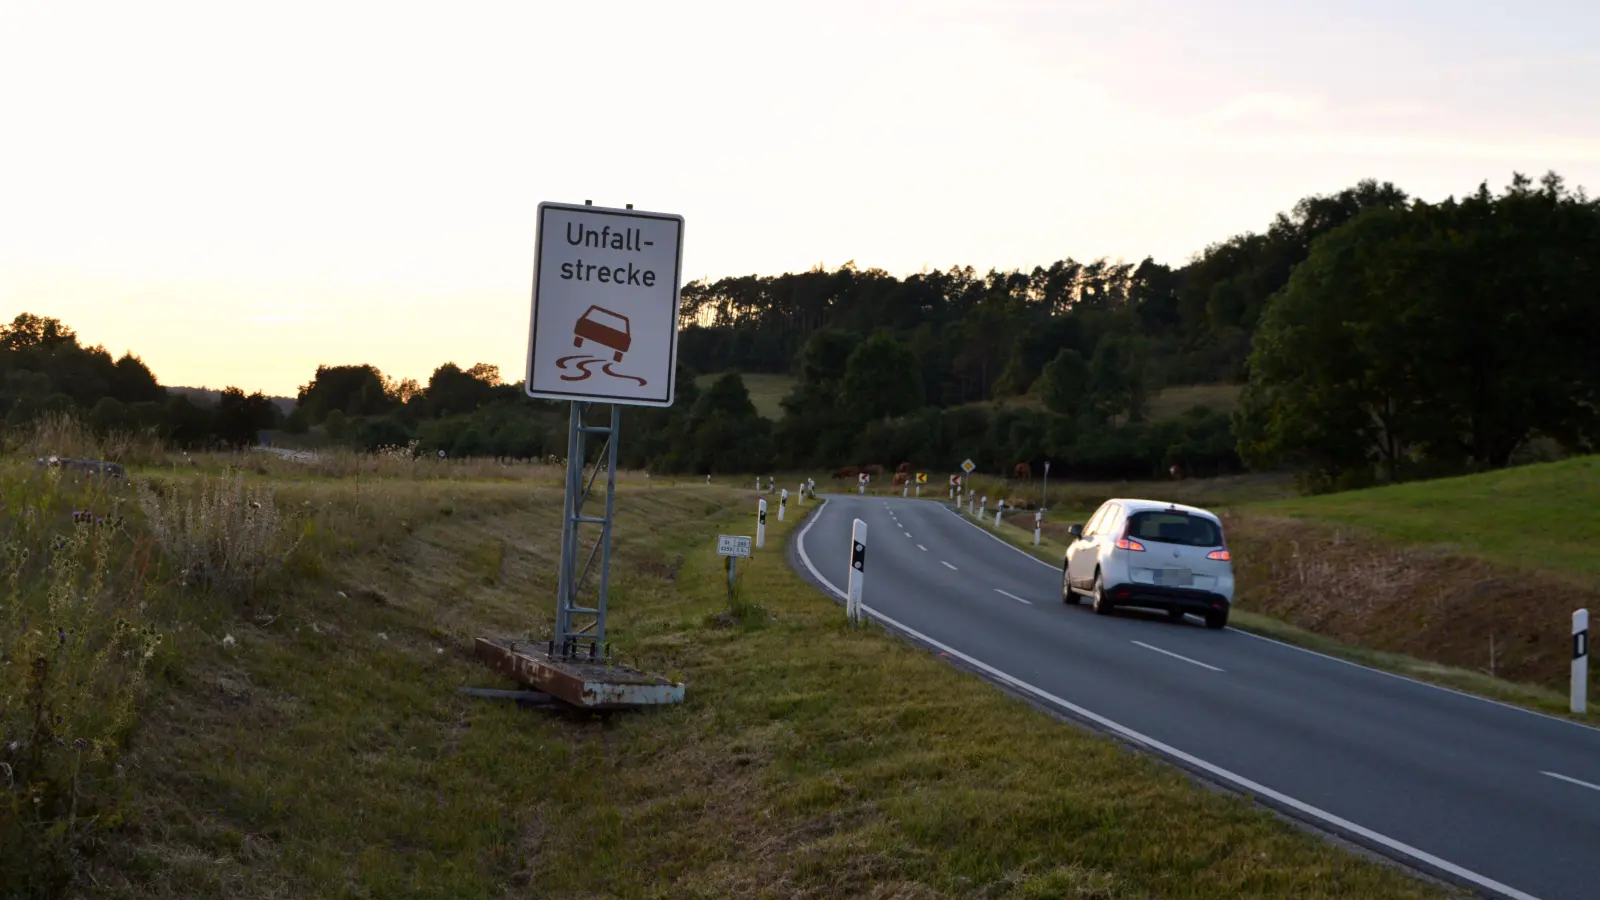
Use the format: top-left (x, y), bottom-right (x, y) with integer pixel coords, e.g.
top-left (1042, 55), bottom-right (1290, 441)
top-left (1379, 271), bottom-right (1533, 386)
top-left (1574, 608), bottom-right (1590, 714)
top-left (755, 476), bottom-right (760, 490)
top-left (756, 499), bottom-right (767, 549)
top-left (1033, 509), bottom-right (1042, 545)
top-left (978, 496), bottom-right (987, 520)
top-left (779, 488), bottom-right (788, 521)
top-left (847, 518), bottom-right (867, 625)
top-left (993, 499), bottom-right (1003, 527)
top-left (797, 483), bottom-right (805, 505)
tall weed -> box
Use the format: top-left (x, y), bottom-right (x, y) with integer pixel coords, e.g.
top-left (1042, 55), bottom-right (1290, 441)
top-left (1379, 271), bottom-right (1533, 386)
top-left (135, 473), bottom-right (305, 603)
top-left (0, 464), bottom-right (162, 897)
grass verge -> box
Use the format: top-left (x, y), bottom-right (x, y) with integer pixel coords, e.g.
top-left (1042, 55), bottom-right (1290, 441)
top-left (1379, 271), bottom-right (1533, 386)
top-left (92, 482), bottom-right (1450, 898)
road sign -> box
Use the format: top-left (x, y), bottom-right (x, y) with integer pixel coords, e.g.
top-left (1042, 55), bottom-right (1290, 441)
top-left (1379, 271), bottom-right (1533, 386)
top-left (915, 473), bottom-right (927, 484)
top-left (961, 458), bottom-right (975, 473)
top-left (858, 472), bottom-right (869, 484)
top-left (525, 201), bottom-right (685, 407)
top-left (717, 535), bottom-right (752, 557)
top-left (949, 474), bottom-right (960, 486)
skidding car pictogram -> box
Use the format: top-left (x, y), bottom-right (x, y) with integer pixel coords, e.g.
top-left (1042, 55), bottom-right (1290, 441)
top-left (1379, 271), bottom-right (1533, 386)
top-left (573, 305), bottom-right (632, 362)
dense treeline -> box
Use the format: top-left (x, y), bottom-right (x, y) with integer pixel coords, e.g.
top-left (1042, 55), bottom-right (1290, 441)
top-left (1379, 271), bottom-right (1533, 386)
top-left (7, 171), bottom-right (1595, 487)
top-left (0, 314), bottom-right (281, 450)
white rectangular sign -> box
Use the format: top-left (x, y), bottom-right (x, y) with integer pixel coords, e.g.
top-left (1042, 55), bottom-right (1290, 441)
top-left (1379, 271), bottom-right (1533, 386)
top-left (717, 535), bottom-right (752, 558)
top-left (525, 201), bottom-right (685, 406)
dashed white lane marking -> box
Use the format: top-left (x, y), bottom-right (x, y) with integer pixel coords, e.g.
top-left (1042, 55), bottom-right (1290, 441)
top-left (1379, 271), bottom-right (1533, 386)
top-left (917, 544), bottom-right (928, 551)
top-left (994, 588), bottom-right (1032, 605)
top-left (940, 561), bottom-right (958, 571)
top-left (1131, 640), bottom-right (1224, 673)
top-left (1542, 771), bottom-right (1600, 793)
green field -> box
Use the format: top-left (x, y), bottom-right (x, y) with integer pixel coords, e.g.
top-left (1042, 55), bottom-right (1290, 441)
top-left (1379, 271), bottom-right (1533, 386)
top-left (1144, 382), bottom-right (1243, 420)
top-left (1253, 455), bottom-right (1600, 584)
top-left (694, 371), bottom-right (797, 420)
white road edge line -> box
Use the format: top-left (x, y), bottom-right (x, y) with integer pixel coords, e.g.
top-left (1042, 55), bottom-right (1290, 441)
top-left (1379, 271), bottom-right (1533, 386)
top-left (936, 502), bottom-right (1600, 737)
top-left (1541, 770), bottom-right (1600, 793)
top-left (941, 561), bottom-right (958, 571)
top-left (1131, 640), bottom-right (1224, 672)
top-left (798, 498), bottom-right (1541, 900)
top-left (994, 588), bottom-right (1032, 605)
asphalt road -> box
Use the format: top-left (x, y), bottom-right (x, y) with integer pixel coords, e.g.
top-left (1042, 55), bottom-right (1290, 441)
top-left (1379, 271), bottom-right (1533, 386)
top-left (789, 492), bottom-right (1600, 900)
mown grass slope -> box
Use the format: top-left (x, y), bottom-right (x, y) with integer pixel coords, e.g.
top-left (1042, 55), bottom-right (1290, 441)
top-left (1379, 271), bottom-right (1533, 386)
top-left (694, 372), bottom-right (797, 420)
top-left (1253, 455), bottom-right (1600, 584)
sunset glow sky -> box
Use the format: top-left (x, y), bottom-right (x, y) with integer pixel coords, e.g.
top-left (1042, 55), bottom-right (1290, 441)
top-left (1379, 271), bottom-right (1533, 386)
top-left (3, 0), bottom-right (1598, 396)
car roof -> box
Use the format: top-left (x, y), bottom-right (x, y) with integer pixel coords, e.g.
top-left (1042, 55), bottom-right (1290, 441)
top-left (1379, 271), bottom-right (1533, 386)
top-left (1103, 498), bottom-right (1220, 520)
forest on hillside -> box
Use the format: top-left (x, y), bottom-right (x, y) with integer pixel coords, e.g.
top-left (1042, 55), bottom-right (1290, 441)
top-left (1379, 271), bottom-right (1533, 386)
top-left (4, 172), bottom-right (1597, 488)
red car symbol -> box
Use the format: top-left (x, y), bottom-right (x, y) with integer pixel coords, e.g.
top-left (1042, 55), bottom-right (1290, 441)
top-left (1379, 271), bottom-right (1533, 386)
top-left (573, 305), bottom-right (632, 362)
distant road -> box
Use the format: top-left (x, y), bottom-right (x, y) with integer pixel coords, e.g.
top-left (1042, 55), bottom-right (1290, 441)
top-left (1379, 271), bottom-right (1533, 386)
top-left (790, 493), bottom-right (1600, 900)
top-left (252, 446), bottom-right (318, 463)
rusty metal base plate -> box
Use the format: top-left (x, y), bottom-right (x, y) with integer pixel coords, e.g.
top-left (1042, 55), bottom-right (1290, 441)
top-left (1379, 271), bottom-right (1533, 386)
top-left (473, 638), bottom-right (685, 709)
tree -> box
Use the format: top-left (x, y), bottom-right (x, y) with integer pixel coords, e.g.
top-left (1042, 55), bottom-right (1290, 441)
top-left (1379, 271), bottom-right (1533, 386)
top-left (110, 353), bottom-right (165, 404)
top-left (1239, 172), bottom-right (1600, 483)
top-left (840, 332), bottom-right (923, 422)
top-left (423, 363), bottom-right (497, 419)
top-left (296, 364), bottom-right (397, 423)
top-left (215, 387), bottom-right (280, 449)
top-left (1037, 349), bottom-right (1090, 417)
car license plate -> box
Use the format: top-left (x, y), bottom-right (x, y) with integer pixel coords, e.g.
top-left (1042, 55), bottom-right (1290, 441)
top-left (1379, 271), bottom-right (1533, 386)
top-left (1158, 568), bottom-right (1192, 587)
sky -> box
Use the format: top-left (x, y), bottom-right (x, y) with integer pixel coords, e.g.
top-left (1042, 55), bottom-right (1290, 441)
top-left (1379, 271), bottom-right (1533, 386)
top-left (2, 0), bottom-right (1598, 397)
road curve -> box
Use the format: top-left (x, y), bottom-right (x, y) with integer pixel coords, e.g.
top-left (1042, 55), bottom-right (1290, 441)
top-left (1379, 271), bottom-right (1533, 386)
top-left (788, 493), bottom-right (1600, 900)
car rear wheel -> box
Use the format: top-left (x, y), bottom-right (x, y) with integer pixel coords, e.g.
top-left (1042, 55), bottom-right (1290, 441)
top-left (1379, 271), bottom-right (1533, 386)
top-left (1062, 567), bottom-right (1080, 605)
top-left (1090, 571), bottom-right (1113, 615)
top-left (1204, 608), bottom-right (1229, 630)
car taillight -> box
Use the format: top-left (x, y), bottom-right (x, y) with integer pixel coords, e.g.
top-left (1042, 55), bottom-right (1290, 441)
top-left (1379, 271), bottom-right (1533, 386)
top-left (1207, 549), bottom-right (1231, 561)
top-left (1115, 519), bottom-right (1145, 551)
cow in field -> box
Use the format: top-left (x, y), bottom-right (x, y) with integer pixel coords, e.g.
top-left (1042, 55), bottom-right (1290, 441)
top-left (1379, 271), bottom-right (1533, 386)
top-left (833, 466), bottom-right (860, 479)
top-left (1013, 462), bottom-right (1032, 480)
top-left (1169, 463), bottom-right (1184, 480)
top-left (892, 472), bottom-right (910, 486)
top-left (862, 463), bottom-right (885, 477)
top-left (896, 461), bottom-right (913, 474)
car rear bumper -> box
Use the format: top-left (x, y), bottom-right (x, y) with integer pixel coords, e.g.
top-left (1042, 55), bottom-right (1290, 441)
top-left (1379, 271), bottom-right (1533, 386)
top-left (1105, 582), bottom-right (1230, 612)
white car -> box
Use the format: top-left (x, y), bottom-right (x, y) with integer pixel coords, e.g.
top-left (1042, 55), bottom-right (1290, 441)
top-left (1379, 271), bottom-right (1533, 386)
top-left (1061, 498), bottom-right (1235, 629)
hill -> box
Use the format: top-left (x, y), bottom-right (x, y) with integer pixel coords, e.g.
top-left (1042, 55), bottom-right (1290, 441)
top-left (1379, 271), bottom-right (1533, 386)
top-left (167, 385), bottom-right (298, 415)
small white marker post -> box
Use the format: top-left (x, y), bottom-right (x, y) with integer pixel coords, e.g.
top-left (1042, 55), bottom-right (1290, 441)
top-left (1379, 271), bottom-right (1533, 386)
top-left (1033, 509), bottom-right (1043, 545)
top-left (755, 476), bottom-right (760, 490)
top-left (993, 499), bottom-right (1003, 527)
top-left (978, 496), bottom-right (987, 520)
top-left (756, 499), bottom-right (767, 549)
top-left (858, 474), bottom-right (867, 495)
top-left (902, 483), bottom-right (908, 497)
top-left (1574, 608), bottom-right (1590, 714)
top-left (797, 483), bottom-right (805, 506)
top-left (847, 518), bottom-right (867, 625)
top-left (779, 488), bottom-right (788, 521)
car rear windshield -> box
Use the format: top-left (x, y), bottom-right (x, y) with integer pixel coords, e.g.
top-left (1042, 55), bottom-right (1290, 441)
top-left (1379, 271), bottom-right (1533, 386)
top-left (1126, 511), bottom-right (1223, 547)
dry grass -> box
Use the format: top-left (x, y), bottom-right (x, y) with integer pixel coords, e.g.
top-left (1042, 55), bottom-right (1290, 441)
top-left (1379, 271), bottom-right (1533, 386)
top-left (81, 479), bottom-right (1450, 899)
top-left (7, 412), bottom-right (167, 468)
top-left (1223, 512), bottom-right (1599, 699)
